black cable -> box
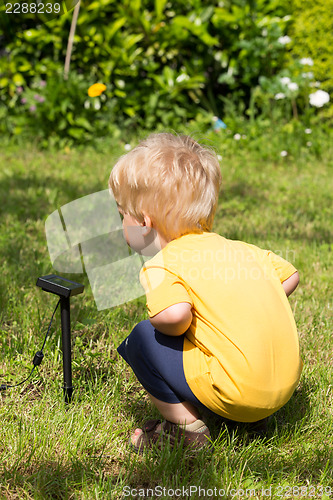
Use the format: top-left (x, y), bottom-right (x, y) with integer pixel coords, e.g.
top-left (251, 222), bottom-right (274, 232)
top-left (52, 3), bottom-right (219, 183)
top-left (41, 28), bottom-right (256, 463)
top-left (0, 298), bottom-right (61, 391)
top-left (40, 297), bottom-right (61, 351)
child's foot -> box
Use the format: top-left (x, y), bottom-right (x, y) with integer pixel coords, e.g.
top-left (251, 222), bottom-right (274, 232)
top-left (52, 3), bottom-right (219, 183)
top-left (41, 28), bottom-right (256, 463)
top-left (131, 427), bottom-right (145, 446)
top-left (130, 419), bottom-right (211, 454)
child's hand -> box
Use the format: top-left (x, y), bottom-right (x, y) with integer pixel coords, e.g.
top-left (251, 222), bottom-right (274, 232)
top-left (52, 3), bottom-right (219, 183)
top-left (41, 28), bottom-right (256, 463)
top-left (149, 302), bottom-right (193, 336)
top-left (282, 272), bottom-right (300, 297)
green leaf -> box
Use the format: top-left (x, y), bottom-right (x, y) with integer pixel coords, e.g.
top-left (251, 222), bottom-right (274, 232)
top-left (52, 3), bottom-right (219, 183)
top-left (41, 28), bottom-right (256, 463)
top-left (75, 117), bottom-right (93, 130)
top-left (0, 78), bottom-right (9, 88)
top-left (124, 106), bottom-right (136, 117)
top-left (86, 0), bottom-right (103, 11)
top-left (163, 66), bottom-right (175, 88)
top-left (18, 63), bottom-right (31, 72)
top-left (13, 74), bottom-right (25, 86)
top-left (22, 29), bottom-right (41, 40)
top-left (172, 16), bottom-right (218, 46)
top-left (105, 17), bottom-right (127, 41)
top-left (60, 99), bottom-right (71, 115)
top-left (114, 89), bottom-right (126, 98)
top-left (128, 0), bottom-right (141, 11)
top-left (155, 0), bottom-right (167, 19)
top-left (66, 111), bottom-right (74, 125)
top-left (58, 119), bottom-right (67, 130)
top-left (68, 127), bottom-right (85, 139)
top-left (122, 33), bottom-right (145, 51)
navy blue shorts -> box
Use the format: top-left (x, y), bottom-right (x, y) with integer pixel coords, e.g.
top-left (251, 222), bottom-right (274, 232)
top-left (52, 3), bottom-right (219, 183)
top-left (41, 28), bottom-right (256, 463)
top-left (117, 320), bottom-right (207, 411)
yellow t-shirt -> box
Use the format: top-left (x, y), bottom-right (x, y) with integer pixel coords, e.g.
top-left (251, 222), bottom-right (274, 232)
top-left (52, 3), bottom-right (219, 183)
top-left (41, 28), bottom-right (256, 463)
top-left (140, 232), bottom-right (303, 422)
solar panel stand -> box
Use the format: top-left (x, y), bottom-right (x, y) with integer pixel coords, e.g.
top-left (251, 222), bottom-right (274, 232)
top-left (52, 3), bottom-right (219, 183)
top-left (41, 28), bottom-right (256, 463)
top-left (60, 296), bottom-right (73, 404)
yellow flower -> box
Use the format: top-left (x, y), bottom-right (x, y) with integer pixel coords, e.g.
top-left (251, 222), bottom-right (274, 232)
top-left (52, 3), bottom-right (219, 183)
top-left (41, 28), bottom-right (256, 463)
top-left (88, 83), bottom-right (107, 97)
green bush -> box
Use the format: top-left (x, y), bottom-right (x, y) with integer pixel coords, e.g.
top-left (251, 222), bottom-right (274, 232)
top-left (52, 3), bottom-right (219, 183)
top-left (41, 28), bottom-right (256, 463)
top-left (243, 0), bottom-right (333, 126)
top-left (0, 0), bottom-right (295, 141)
top-left (290, 0), bottom-right (333, 94)
top-left (1, 0), bottom-right (330, 145)
top-left (2, 71), bottom-right (122, 147)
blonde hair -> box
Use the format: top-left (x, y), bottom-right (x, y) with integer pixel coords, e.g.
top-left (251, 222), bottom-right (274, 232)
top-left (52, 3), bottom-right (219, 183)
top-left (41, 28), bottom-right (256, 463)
top-left (108, 133), bottom-right (222, 241)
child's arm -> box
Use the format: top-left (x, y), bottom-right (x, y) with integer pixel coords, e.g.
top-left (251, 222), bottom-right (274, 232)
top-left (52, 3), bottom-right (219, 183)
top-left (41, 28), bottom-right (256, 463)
top-left (149, 302), bottom-right (193, 336)
top-left (282, 271), bottom-right (299, 297)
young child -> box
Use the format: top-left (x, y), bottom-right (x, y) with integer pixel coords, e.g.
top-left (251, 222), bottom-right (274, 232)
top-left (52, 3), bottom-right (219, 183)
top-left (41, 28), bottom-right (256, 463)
top-left (109, 133), bottom-right (302, 453)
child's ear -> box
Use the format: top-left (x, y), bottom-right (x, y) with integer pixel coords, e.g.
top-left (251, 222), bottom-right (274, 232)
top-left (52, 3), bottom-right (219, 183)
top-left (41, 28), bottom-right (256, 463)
top-left (142, 214), bottom-right (153, 235)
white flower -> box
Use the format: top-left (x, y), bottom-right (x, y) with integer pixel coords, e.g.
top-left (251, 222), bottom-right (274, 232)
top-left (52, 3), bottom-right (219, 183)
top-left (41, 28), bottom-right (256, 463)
top-left (176, 74), bottom-right (189, 83)
top-left (300, 58), bottom-right (314, 66)
top-left (278, 36), bottom-right (291, 45)
top-left (310, 81), bottom-right (321, 88)
top-left (301, 72), bottom-right (314, 79)
top-left (233, 133), bottom-right (241, 140)
top-left (309, 90), bottom-right (330, 108)
top-left (124, 143), bottom-right (132, 151)
top-left (217, 154), bottom-right (223, 161)
top-left (280, 151), bottom-right (288, 157)
top-left (275, 93), bottom-right (286, 100)
top-left (305, 128), bottom-right (312, 134)
top-left (306, 142), bottom-right (312, 147)
top-left (280, 77), bottom-right (291, 85)
top-left (287, 82), bottom-right (299, 91)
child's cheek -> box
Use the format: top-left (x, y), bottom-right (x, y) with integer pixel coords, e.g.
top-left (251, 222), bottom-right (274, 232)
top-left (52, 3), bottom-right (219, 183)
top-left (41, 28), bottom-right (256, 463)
top-left (124, 226), bottom-right (161, 256)
top-left (124, 225), bottom-right (147, 253)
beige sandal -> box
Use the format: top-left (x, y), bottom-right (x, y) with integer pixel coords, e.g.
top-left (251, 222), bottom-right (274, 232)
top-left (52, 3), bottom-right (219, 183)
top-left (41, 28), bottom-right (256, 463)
top-left (130, 418), bottom-right (212, 455)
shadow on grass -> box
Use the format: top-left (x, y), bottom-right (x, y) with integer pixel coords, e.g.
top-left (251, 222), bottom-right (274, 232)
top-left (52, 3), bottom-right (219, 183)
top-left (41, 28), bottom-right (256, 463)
top-left (0, 165), bottom-right (104, 222)
top-left (0, 458), bottom-right (103, 500)
top-left (111, 374), bottom-right (313, 463)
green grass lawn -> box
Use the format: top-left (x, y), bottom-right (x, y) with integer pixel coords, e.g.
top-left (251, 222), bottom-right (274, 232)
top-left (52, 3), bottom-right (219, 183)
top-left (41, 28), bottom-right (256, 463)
top-left (0, 127), bottom-right (332, 499)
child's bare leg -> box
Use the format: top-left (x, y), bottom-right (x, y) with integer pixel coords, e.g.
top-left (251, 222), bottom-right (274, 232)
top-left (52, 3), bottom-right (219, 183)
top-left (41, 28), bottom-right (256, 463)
top-left (131, 393), bottom-right (201, 446)
top-left (148, 393), bottom-right (201, 424)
